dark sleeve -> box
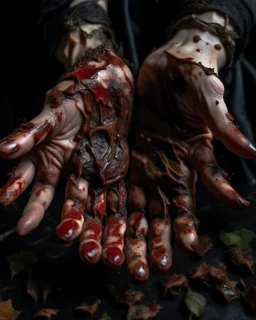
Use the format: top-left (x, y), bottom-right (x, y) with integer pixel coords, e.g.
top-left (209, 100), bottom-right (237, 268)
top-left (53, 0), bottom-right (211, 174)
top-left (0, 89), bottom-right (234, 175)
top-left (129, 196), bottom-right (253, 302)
top-left (159, 0), bottom-right (256, 58)
top-left (36, 0), bottom-right (111, 56)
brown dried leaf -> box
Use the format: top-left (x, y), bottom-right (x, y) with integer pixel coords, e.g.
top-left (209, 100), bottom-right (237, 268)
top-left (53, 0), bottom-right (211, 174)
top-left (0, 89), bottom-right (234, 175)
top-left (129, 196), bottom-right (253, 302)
top-left (0, 299), bottom-right (21, 320)
top-left (193, 235), bottom-right (213, 256)
top-left (126, 303), bottom-right (162, 320)
top-left (74, 299), bottom-right (101, 316)
top-left (106, 285), bottom-right (144, 307)
top-left (190, 263), bottom-right (226, 284)
top-left (215, 278), bottom-right (239, 303)
top-left (162, 274), bottom-right (188, 297)
top-left (27, 270), bottom-right (40, 303)
top-left (40, 280), bottom-right (52, 303)
top-left (32, 309), bottom-right (59, 319)
top-left (226, 246), bottom-right (254, 275)
top-left (242, 285), bottom-right (256, 312)
top-left (27, 269), bottom-right (52, 303)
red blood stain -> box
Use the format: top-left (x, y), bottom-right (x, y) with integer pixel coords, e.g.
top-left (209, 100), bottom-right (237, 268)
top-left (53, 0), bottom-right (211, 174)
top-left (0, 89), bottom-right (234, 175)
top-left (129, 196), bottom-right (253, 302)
top-left (108, 218), bottom-right (122, 237)
top-left (105, 246), bottom-right (124, 266)
top-left (34, 121), bottom-right (53, 142)
top-left (35, 187), bottom-right (45, 197)
top-left (42, 201), bottom-right (46, 207)
top-left (55, 111), bottom-right (63, 122)
top-left (22, 122), bottom-right (35, 129)
top-left (84, 220), bottom-right (102, 240)
top-left (196, 49), bottom-right (200, 52)
top-left (56, 220), bottom-right (79, 237)
top-left (0, 175), bottom-right (22, 200)
top-left (193, 35), bottom-right (201, 42)
top-left (94, 193), bottom-right (106, 220)
top-left (65, 210), bottom-right (84, 220)
top-left (214, 44), bottom-right (222, 50)
top-left (82, 241), bottom-right (100, 263)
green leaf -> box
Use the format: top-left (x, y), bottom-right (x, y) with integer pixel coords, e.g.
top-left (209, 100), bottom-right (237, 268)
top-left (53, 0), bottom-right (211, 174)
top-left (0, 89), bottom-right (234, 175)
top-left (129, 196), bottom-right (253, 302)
top-left (219, 229), bottom-right (256, 249)
top-left (6, 251), bottom-right (38, 279)
top-left (97, 312), bottom-right (111, 320)
top-left (185, 289), bottom-right (206, 318)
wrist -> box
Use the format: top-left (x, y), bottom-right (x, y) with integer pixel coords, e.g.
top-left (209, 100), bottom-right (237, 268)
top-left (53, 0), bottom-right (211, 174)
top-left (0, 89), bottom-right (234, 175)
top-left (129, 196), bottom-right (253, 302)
top-left (165, 11), bottom-right (238, 71)
top-left (56, 23), bottom-right (115, 70)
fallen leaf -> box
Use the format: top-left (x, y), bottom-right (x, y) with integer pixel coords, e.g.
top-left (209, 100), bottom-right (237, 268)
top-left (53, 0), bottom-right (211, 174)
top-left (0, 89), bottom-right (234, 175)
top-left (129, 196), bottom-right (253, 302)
top-left (184, 289), bottom-right (206, 318)
top-left (219, 229), bottom-right (256, 249)
top-left (6, 251), bottom-right (37, 279)
top-left (27, 268), bottom-right (52, 303)
top-left (242, 285), bottom-right (256, 312)
top-left (190, 263), bottom-right (226, 284)
top-left (126, 303), bottom-right (162, 320)
top-left (33, 308), bottom-right (59, 319)
top-left (74, 299), bottom-right (101, 316)
top-left (105, 285), bottom-right (144, 307)
top-left (215, 279), bottom-right (239, 303)
top-left (97, 312), bottom-right (111, 320)
top-left (226, 246), bottom-right (254, 274)
top-left (193, 235), bottom-right (213, 256)
top-left (162, 274), bottom-right (188, 297)
top-left (0, 299), bottom-right (21, 320)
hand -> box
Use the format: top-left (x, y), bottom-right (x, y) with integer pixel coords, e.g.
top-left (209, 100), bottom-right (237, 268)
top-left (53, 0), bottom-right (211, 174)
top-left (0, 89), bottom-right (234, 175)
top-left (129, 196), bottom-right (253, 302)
top-left (124, 26), bottom-right (256, 282)
top-left (0, 48), bottom-right (134, 268)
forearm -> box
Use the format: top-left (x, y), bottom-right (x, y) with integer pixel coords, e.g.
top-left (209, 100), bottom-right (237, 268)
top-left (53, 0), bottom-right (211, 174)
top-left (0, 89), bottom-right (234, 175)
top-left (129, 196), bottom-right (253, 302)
top-left (37, 0), bottom-right (115, 70)
top-left (56, 0), bottom-right (115, 70)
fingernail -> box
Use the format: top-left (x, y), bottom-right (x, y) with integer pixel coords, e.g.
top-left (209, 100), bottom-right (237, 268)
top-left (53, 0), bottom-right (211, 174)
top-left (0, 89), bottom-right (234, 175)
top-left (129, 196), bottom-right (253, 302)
top-left (248, 142), bottom-right (256, 153)
top-left (238, 197), bottom-right (250, 207)
top-left (56, 220), bottom-right (78, 240)
top-left (0, 142), bottom-right (19, 155)
top-left (105, 247), bottom-right (124, 267)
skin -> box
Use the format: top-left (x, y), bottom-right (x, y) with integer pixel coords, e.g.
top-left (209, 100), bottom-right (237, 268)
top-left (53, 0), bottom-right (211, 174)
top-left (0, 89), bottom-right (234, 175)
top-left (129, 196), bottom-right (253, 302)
top-left (0, 6), bottom-right (255, 282)
top-left (124, 11), bottom-right (256, 281)
top-left (0, 0), bottom-right (134, 268)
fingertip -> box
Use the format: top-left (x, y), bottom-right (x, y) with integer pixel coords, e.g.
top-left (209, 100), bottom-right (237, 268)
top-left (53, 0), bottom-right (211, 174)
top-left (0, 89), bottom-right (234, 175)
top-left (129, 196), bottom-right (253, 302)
top-left (56, 220), bottom-right (80, 242)
top-left (132, 262), bottom-right (149, 282)
top-left (179, 232), bottom-right (198, 252)
top-left (148, 250), bottom-right (172, 272)
top-left (80, 241), bottom-right (102, 264)
top-left (102, 247), bottom-right (125, 267)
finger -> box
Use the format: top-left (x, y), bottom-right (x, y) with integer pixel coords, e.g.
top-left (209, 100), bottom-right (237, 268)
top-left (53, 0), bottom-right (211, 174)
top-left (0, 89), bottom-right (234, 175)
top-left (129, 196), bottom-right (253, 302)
top-left (190, 144), bottom-right (250, 208)
top-left (16, 161), bottom-right (61, 236)
top-left (155, 159), bottom-right (198, 252)
top-left (147, 191), bottom-right (172, 271)
top-left (0, 112), bottom-right (55, 159)
top-left (125, 213), bottom-right (149, 282)
top-left (79, 217), bottom-right (103, 264)
top-left (125, 185), bottom-right (149, 282)
top-left (102, 182), bottom-right (127, 267)
top-left (199, 75), bottom-right (256, 158)
top-left (79, 191), bottom-right (106, 264)
top-left (56, 175), bottom-right (88, 242)
top-left (16, 181), bottom-right (55, 236)
top-left (0, 157), bottom-right (36, 206)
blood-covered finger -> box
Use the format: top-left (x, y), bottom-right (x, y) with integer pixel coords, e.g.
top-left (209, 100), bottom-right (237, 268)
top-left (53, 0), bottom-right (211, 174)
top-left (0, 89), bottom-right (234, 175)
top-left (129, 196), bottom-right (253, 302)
top-left (102, 182), bottom-right (127, 267)
top-left (0, 112), bottom-right (55, 159)
top-left (0, 157), bottom-right (36, 206)
top-left (124, 212), bottom-right (149, 282)
top-left (102, 217), bottom-right (126, 267)
top-left (190, 144), bottom-right (250, 208)
top-left (16, 181), bottom-right (55, 236)
top-left (148, 218), bottom-right (172, 271)
top-left (79, 217), bottom-right (102, 264)
top-left (56, 175), bottom-right (88, 242)
top-left (79, 191), bottom-right (106, 264)
top-left (199, 75), bottom-right (256, 159)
